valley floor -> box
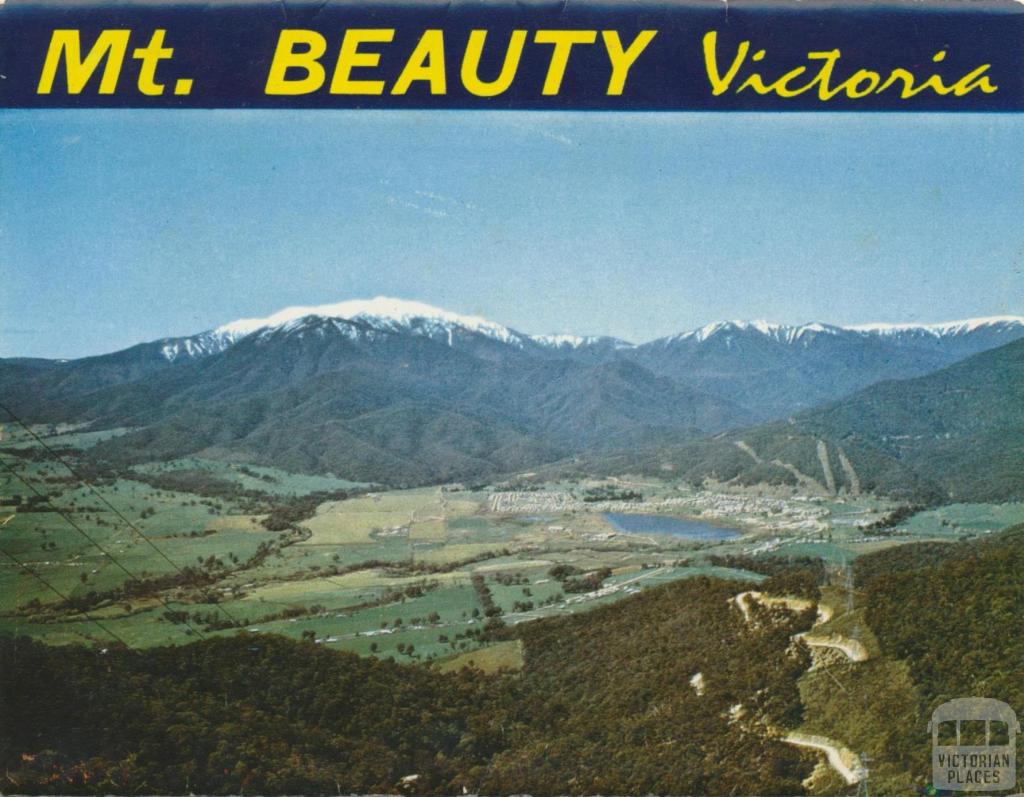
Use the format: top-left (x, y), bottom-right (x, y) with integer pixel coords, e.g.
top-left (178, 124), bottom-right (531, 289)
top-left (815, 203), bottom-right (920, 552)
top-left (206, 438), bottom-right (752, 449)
top-left (2, 424), bottom-right (1021, 662)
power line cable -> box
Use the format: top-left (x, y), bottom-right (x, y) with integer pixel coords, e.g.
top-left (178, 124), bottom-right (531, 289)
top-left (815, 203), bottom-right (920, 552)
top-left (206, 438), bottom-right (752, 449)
top-left (0, 453), bottom-right (206, 639)
top-left (0, 403), bottom-right (242, 629)
top-left (0, 545), bottom-right (131, 647)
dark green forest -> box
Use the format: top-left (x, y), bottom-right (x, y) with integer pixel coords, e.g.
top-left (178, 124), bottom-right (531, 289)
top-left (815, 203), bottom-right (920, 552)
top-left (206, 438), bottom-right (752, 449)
top-left (841, 525), bottom-right (1024, 786)
top-left (860, 525), bottom-right (1024, 720)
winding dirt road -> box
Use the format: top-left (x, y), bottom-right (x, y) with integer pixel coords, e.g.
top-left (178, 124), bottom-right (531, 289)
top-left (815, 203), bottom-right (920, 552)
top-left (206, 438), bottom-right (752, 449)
top-left (799, 633), bottom-right (869, 663)
top-left (732, 589), bottom-right (868, 784)
top-left (784, 732), bottom-right (861, 785)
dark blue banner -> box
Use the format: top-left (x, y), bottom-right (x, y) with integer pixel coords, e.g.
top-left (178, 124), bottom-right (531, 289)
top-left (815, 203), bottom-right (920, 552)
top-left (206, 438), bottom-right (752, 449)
top-left (1, 0), bottom-right (1022, 110)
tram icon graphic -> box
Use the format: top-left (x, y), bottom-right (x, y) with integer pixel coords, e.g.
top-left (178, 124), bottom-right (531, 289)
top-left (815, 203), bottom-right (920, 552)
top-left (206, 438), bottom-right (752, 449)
top-left (929, 698), bottom-right (1019, 792)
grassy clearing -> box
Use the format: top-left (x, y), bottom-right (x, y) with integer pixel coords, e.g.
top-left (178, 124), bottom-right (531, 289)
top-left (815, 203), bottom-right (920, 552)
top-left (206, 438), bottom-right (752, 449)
top-left (902, 502), bottom-right (1024, 538)
top-left (131, 458), bottom-right (370, 495)
top-left (302, 511), bottom-right (391, 544)
top-left (300, 489), bottom-right (470, 546)
top-left (243, 569), bottom-right (467, 604)
top-left (436, 639), bottom-right (524, 673)
top-left (0, 425), bottom-right (131, 450)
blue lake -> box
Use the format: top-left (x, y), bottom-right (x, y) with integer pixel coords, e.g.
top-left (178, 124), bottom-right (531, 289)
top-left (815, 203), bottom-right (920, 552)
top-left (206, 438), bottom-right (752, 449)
top-left (603, 512), bottom-right (741, 541)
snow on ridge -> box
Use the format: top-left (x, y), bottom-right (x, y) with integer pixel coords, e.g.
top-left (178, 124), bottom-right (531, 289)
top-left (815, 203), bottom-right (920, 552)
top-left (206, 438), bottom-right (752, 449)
top-left (532, 334), bottom-right (635, 350)
top-left (665, 316), bottom-right (1023, 345)
top-left (846, 316), bottom-right (1024, 336)
top-left (159, 329), bottom-right (240, 362)
top-left (533, 334), bottom-right (599, 348)
top-left (677, 320), bottom-right (786, 343)
top-left (163, 303), bottom-right (1024, 363)
top-left (214, 297), bottom-right (526, 346)
top-left (672, 320), bottom-right (842, 344)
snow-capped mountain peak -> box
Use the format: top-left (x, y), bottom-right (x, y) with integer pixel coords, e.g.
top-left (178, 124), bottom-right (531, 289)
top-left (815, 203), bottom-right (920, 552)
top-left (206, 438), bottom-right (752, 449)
top-left (214, 297), bottom-right (526, 347)
top-left (670, 319), bottom-right (843, 345)
top-left (684, 320), bottom-right (782, 342)
top-left (158, 300), bottom-right (1024, 364)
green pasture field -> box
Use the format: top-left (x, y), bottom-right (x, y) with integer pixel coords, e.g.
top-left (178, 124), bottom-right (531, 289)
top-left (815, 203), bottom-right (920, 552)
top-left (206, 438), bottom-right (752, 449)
top-left (2, 453), bottom-right (1020, 660)
top-left (0, 423), bottom-right (132, 450)
top-left (131, 457), bottom-right (371, 495)
top-left (437, 639), bottom-right (525, 673)
top-left (900, 502), bottom-right (1024, 538)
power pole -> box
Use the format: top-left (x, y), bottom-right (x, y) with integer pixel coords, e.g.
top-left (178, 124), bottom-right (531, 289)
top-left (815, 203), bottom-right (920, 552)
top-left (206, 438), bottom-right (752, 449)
top-left (855, 752), bottom-right (871, 797)
top-left (844, 554), bottom-right (855, 614)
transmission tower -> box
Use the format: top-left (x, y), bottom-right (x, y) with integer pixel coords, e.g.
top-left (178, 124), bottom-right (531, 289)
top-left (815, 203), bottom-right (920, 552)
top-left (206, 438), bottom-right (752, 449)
top-left (844, 553), bottom-right (855, 614)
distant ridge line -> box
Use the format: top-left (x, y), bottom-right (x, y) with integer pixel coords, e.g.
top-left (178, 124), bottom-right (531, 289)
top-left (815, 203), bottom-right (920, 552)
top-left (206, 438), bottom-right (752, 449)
top-left (5, 294), bottom-right (1023, 362)
top-left (200, 297), bottom-right (1024, 355)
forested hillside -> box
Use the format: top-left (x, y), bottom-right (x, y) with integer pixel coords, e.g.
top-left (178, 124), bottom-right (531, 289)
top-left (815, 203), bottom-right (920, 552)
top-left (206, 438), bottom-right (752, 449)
top-left (573, 338), bottom-right (1024, 503)
top-left (0, 577), bottom-right (816, 796)
top-left (860, 525), bottom-right (1024, 717)
top-left (796, 525), bottom-right (1024, 792)
top-left (801, 339), bottom-right (1024, 501)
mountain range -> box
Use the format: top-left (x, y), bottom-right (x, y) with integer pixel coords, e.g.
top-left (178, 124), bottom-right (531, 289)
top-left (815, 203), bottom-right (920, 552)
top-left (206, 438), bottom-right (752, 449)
top-left (569, 337), bottom-right (1024, 503)
top-left (2, 298), bottom-right (1022, 497)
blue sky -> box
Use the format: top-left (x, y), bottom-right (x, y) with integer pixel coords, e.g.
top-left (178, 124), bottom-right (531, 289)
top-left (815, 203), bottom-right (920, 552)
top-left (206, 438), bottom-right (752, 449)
top-left (2, 110), bottom-right (1021, 358)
